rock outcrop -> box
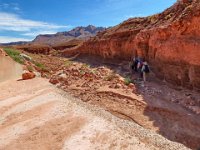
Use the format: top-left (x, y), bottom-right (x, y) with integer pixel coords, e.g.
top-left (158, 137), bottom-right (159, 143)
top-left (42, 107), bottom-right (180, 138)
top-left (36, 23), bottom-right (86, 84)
top-left (64, 0), bottom-right (200, 90)
top-left (16, 44), bottom-right (51, 55)
top-left (22, 71), bottom-right (36, 80)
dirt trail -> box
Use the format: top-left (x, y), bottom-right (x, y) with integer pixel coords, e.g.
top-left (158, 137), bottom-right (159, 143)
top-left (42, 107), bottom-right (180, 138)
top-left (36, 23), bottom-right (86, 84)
top-left (0, 78), bottom-right (189, 150)
top-left (0, 55), bottom-right (23, 83)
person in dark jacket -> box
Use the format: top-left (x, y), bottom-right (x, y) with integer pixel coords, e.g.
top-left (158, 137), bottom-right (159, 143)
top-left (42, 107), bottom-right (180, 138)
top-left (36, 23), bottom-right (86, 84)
top-left (141, 61), bottom-right (150, 82)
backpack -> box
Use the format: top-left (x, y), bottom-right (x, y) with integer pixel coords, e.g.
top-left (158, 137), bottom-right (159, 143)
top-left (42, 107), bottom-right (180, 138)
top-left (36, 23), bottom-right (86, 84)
top-left (138, 62), bottom-right (143, 70)
top-left (144, 65), bottom-right (150, 73)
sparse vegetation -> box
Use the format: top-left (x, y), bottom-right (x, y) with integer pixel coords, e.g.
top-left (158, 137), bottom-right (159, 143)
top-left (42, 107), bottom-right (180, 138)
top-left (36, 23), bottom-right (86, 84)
top-left (64, 60), bottom-right (73, 67)
top-left (79, 70), bottom-right (86, 75)
top-left (124, 77), bottom-right (132, 85)
top-left (82, 63), bottom-right (90, 68)
top-left (90, 69), bottom-right (97, 75)
top-left (33, 61), bottom-right (46, 70)
top-left (104, 73), bottom-right (117, 81)
top-left (27, 65), bottom-right (34, 72)
top-left (3, 47), bottom-right (24, 64)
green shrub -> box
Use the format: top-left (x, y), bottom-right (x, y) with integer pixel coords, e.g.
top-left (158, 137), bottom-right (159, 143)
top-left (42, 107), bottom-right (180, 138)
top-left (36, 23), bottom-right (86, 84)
top-left (33, 61), bottom-right (46, 70)
top-left (64, 60), bottom-right (73, 67)
top-left (27, 66), bottom-right (34, 72)
top-left (90, 69), bottom-right (97, 75)
top-left (3, 47), bottom-right (24, 64)
top-left (82, 63), bottom-right (90, 68)
top-left (79, 70), bottom-right (85, 75)
top-left (124, 77), bottom-right (132, 85)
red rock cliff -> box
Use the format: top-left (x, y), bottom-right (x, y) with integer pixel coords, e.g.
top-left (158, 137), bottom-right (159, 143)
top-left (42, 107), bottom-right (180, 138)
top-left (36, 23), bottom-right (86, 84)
top-left (63, 0), bottom-right (200, 89)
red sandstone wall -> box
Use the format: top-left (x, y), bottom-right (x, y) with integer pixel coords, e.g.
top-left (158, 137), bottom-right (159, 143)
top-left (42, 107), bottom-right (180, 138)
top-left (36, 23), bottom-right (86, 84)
top-left (63, 0), bottom-right (200, 89)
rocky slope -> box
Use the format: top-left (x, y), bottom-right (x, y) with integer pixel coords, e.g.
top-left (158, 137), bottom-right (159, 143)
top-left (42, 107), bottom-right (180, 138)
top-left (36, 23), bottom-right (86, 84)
top-left (33, 25), bottom-right (106, 46)
top-left (64, 0), bottom-right (200, 90)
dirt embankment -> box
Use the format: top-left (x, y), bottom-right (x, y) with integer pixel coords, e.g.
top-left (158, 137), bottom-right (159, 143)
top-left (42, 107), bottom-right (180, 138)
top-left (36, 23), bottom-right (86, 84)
top-left (0, 78), bottom-right (190, 150)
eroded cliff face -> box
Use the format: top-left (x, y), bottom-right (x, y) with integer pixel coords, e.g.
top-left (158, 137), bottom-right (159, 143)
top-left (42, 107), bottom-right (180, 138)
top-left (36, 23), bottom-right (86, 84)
top-left (63, 0), bottom-right (200, 89)
top-left (133, 0), bottom-right (200, 89)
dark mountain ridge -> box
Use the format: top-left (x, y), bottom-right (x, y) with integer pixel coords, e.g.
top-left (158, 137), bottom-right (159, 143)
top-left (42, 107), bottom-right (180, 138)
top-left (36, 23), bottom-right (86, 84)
top-left (33, 25), bottom-right (106, 45)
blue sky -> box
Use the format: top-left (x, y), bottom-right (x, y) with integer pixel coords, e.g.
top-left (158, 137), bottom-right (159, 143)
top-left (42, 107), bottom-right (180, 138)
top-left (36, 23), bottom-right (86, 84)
top-left (0, 0), bottom-right (176, 43)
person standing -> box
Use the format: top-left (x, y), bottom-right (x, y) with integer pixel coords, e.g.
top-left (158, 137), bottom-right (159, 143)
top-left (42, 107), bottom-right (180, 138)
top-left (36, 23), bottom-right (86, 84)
top-left (137, 58), bottom-right (143, 78)
top-left (141, 61), bottom-right (150, 82)
top-left (133, 57), bottom-right (139, 72)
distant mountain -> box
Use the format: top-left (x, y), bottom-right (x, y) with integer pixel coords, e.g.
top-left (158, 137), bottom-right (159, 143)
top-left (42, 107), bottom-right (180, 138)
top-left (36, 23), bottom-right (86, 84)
top-left (33, 25), bottom-right (106, 46)
top-left (0, 41), bottom-right (30, 46)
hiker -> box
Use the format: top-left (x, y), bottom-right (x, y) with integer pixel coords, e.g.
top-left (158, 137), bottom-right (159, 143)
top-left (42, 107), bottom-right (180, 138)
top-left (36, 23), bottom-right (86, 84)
top-left (137, 58), bottom-right (143, 77)
top-left (130, 57), bottom-right (139, 73)
top-left (141, 61), bottom-right (150, 82)
top-left (129, 59), bottom-right (134, 74)
top-left (133, 57), bottom-right (139, 72)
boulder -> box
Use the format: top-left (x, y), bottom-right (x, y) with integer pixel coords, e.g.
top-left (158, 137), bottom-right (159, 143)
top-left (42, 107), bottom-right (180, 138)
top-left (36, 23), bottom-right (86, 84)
top-left (188, 106), bottom-right (200, 114)
top-left (49, 77), bottom-right (59, 85)
top-left (22, 72), bottom-right (36, 80)
top-left (19, 53), bottom-right (32, 61)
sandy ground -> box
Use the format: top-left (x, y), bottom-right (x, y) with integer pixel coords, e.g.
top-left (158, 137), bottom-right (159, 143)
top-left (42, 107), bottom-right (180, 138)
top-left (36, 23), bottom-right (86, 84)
top-left (0, 78), bottom-right (190, 150)
top-left (0, 56), bottom-right (22, 83)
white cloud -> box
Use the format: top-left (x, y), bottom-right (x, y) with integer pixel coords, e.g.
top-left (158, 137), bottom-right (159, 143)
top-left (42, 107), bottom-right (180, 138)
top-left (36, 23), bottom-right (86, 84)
top-left (0, 36), bottom-right (31, 43)
top-left (22, 30), bottom-right (58, 37)
top-left (0, 12), bottom-right (68, 32)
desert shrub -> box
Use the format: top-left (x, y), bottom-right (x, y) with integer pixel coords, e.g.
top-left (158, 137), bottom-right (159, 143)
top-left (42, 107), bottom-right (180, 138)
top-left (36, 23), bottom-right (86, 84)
top-left (27, 65), bottom-right (34, 72)
top-left (79, 70), bottom-right (86, 75)
top-left (82, 63), bottom-right (90, 68)
top-left (3, 47), bottom-right (24, 64)
top-left (104, 73), bottom-right (117, 81)
top-left (33, 61), bottom-right (46, 70)
top-left (90, 69), bottom-right (97, 75)
top-left (124, 77), bottom-right (132, 85)
top-left (64, 60), bottom-right (73, 67)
